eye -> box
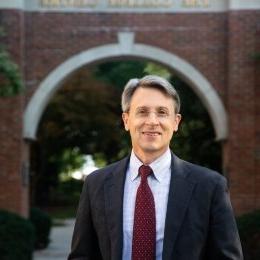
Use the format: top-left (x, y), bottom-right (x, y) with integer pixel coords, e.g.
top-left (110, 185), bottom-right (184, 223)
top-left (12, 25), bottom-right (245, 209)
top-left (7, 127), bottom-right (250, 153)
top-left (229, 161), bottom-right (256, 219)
top-left (136, 109), bottom-right (149, 117)
top-left (157, 109), bottom-right (169, 117)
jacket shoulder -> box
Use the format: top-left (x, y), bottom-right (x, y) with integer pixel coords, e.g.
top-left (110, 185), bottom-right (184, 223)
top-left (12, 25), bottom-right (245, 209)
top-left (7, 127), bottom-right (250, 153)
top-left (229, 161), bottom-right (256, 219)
top-left (176, 155), bottom-right (226, 186)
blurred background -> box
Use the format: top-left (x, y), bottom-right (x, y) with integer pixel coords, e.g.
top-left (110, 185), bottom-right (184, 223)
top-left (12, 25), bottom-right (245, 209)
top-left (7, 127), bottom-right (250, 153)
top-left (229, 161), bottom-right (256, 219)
top-left (0, 0), bottom-right (259, 259)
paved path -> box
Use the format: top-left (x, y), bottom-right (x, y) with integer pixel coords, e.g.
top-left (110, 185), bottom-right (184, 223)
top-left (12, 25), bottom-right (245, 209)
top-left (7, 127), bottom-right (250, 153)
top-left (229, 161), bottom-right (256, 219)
top-left (34, 219), bottom-right (75, 260)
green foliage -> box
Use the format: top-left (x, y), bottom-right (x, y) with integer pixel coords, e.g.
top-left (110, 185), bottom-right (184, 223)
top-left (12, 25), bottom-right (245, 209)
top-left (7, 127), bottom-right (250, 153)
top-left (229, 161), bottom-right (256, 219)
top-left (250, 52), bottom-right (260, 61)
top-left (0, 209), bottom-right (35, 260)
top-left (49, 178), bottom-right (82, 206)
top-left (47, 206), bottom-right (78, 220)
top-left (29, 208), bottom-right (52, 249)
top-left (144, 62), bottom-right (171, 79)
top-left (94, 60), bottom-right (146, 89)
top-left (0, 27), bottom-right (24, 97)
top-left (50, 147), bottom-right (85, 180)
top-left (0, 27), bottom-right (5, 37)
top-left (39, 67), bottom-right (126, 162)
top-left (236, 210), bottom-right (260, 259)
top-left (237, 210), bottom-right (260, 239)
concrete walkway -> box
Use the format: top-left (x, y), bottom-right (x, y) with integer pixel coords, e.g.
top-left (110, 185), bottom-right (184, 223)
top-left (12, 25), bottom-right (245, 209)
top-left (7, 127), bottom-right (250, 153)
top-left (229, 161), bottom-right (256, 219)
top-left (34, 219), bottom-right (75, 260)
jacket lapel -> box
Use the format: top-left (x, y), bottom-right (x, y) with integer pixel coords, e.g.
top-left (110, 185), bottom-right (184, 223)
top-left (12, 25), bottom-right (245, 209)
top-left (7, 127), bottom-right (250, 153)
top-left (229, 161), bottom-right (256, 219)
top-left (162, 153), bottom-right (196, 260)
top-left (104, 156), bottom-right (129, 260)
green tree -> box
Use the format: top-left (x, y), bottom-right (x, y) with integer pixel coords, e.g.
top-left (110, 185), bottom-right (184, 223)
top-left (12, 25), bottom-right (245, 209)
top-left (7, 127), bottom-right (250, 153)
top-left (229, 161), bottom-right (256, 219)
top-left (31, 66), bottom-right (128, 206)
top-left (0, 27), bottom-right (23, 97)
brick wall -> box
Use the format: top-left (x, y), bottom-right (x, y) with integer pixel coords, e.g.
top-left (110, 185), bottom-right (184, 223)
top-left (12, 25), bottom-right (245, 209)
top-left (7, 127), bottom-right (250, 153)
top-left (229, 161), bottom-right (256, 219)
top-left (24, 12), bottom-right (228, 99)
top-left (255, 25), bottom-right (260, 209)
top-left (226, 11), bottom-right (260, 214)
top-left (0, 10), bottom-right (28, 216)
top-left (0, 8), bottom-right (259, 216)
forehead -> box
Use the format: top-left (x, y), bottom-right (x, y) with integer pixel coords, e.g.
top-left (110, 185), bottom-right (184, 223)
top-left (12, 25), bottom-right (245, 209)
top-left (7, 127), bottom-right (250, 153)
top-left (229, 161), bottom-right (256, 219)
top-left (130, 87), bottom-right (174, 108)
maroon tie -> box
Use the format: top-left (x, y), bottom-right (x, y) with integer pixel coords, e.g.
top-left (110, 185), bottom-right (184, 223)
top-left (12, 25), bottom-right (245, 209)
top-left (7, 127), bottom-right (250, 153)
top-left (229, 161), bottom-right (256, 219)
top-left (132, 165), bottom-right (156, 260)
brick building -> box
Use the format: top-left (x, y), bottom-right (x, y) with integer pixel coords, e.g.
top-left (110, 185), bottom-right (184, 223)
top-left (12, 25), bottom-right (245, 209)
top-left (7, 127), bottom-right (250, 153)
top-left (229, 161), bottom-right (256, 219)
top-left (0, 0), bottom-right (259, 217)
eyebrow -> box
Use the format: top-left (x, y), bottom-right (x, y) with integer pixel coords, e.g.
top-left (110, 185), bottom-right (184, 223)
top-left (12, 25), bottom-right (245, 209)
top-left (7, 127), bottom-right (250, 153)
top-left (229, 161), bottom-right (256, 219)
top-left (135, 106), bottom-right (170, 111)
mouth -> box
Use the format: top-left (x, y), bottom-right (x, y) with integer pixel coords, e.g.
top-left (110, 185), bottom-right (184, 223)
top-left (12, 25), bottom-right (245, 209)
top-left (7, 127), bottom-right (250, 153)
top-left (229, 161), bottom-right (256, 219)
top-left (142, 131), bottom-right (161, 136)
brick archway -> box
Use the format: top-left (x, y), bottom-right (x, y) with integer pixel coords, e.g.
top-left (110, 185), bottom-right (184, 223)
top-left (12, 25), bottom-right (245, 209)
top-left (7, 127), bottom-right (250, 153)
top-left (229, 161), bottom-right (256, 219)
top-left (1, 1), bottom-right (259, 217)
top-left (24, 32), bottom-right (228, 142)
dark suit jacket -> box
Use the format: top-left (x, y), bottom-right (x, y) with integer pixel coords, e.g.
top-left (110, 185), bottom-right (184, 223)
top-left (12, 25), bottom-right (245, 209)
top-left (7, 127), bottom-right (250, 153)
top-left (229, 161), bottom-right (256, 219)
top-left (68, 153), bottom-right (243, 260)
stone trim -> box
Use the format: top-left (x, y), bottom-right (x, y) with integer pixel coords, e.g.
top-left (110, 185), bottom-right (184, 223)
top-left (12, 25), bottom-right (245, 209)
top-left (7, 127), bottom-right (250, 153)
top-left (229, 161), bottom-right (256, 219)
top-left (1, 0), bottom-right (260, 12)
top-left (0, 0), bottom-right (24, 9)
top-left (229, 0), bottom-right (260, 10)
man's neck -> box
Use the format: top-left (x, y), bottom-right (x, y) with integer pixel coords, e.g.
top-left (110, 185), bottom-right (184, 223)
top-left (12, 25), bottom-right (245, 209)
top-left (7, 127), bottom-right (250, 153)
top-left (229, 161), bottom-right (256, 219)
top-left (133, 148), bottom-right (169, 165)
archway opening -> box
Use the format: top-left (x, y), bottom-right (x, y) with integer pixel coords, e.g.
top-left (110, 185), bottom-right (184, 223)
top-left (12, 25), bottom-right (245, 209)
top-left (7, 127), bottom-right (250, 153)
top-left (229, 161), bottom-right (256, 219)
top-left (29, 58), bottom-right (221, 212)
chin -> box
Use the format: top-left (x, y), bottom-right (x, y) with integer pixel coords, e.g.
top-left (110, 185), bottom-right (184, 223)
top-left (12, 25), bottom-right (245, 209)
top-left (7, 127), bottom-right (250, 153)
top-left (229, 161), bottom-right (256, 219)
top-left (141, 146), bottom-right (161, 153)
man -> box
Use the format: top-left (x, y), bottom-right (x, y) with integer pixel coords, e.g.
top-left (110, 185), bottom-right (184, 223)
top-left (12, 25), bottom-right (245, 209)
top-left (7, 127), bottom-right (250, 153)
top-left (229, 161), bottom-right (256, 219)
top-left (68, 75), bottom-right (243, 260)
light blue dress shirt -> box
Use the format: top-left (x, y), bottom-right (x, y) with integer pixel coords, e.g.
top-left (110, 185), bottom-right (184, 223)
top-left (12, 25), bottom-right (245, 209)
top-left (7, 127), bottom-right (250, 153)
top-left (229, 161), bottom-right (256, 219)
top-left (122, 148), bottom-right (172, 260)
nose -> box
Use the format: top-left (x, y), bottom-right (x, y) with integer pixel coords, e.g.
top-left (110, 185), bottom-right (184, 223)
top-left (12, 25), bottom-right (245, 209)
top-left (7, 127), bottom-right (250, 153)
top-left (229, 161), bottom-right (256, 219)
top-left (145, 112), bottom-right (159, 125)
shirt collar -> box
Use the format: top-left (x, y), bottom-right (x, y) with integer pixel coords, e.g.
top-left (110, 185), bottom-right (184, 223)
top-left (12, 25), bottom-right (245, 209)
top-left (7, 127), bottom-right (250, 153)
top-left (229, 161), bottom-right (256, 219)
top-left (129, 148), bottom-right (171, 183)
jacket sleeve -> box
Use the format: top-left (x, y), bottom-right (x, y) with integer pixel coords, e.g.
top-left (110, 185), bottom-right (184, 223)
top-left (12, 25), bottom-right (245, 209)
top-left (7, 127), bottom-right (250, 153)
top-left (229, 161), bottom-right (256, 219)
top-left (205, 177), bottom-right (243, 260)
top-left (68, 177), bottom-right (102, 260)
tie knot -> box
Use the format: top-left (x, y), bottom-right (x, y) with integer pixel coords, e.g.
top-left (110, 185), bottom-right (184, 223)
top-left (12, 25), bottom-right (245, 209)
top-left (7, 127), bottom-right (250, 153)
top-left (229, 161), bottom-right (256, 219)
top-left (139, 165), bottom-right (153, 180)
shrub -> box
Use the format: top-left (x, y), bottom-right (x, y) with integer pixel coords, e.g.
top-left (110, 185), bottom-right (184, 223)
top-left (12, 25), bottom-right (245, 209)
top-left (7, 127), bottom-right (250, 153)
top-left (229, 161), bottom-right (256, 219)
top-left (49, 178), bottom-right (82, 206)
top-left (237, 210), bottom-right (260, 260)
top-left (29, 207), bottom-right (52, 249)
top-left (0, 209), bottom-right (35, 260)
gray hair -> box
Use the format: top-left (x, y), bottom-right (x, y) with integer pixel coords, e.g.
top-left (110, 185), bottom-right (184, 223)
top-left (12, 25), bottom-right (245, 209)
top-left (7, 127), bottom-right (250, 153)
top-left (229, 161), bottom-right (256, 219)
top-left (121, 75), bottom-right (181, 113)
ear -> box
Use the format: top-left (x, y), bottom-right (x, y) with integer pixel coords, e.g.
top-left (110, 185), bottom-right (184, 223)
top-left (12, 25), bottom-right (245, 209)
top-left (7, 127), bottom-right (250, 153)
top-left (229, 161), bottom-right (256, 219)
top-left (173, 114), bottom-right (182, 132)
top-left (122, 112), bottom-right (129, 131)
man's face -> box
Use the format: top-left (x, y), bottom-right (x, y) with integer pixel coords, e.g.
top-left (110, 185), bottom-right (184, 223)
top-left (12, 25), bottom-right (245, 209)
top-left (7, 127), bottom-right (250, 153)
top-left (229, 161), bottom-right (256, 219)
top-left (122, 87), bottom-right (181, 159)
